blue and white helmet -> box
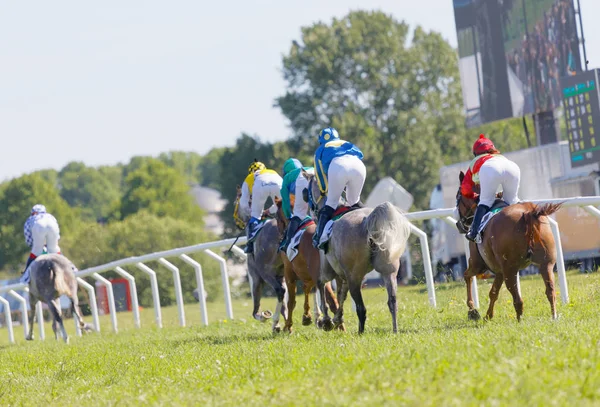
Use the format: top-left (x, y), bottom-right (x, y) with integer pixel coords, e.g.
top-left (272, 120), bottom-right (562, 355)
top-left (318, 127), bottom-right (340, 145)
top-left (31, 204), bottom-right (46, 214)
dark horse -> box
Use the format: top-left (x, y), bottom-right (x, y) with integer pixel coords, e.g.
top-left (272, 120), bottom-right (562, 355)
top-left (456, 171), bottom-right (563, 321)
top-left (274, 200), bottom-right (341, 333)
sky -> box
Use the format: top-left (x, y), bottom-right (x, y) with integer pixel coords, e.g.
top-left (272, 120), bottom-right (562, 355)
top-left (1, 0), bottom-right (598, 181)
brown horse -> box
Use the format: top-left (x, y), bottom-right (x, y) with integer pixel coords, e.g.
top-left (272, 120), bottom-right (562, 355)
top-left (274, 200), bottom-right (341, 333)
top-left (456, 171), bottom-right (563, 321)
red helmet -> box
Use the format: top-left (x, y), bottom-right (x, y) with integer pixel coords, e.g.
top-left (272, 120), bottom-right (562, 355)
top-left (472, 134), bottom-right (495, 155)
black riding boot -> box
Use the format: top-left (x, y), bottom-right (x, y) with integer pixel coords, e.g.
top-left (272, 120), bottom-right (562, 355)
top-left (22, 256), bottom-right (34, 275)
top-left (245, 219), bottom-right (259, 254)
top-left (466, 204), bottom-right (490, 242)
top-left (313, 205), bottom-right (335, 249)
top-left (280, 216), bottom-right (302, 252)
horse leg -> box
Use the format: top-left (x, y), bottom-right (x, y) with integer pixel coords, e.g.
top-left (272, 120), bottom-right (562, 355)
top-left (265, 273), bottom-right (287, 333)
top-left (312, 284), bottom-right (322, 326)
top-left (324, 281), bottom-right (339, 314)
top-left (283, 262), bottom-right (297, 333)
top-left (332, 277), bottom-right (349, 330)
top-left (249, 267), bottom-right (269, 322)
top-left (348, 276), bottom-right (367, 334)
top-left (485, 273), bottom-right (504, 320)
top-left (381, 273), bottom-right (399, 334)
top-left (302, 281), bottom-right (314, 326)
top-left (539, 261), bottom-right (557, 320)
top-left (26, 296), bottom-right (38, 341)
top-left (48, 298), bottom-right (69, 344)
top-left (464, 249), bottom-right (486, 321)
top-left (504, 272), bottom-right (524, 321)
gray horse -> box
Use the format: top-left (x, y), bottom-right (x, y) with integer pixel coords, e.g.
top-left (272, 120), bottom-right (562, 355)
top-left (26, 253), bottom-right (93, 343)
top-left (234, 186), bottom-right (288, 333)
top-left (304, 170), bottom-right (412, 334)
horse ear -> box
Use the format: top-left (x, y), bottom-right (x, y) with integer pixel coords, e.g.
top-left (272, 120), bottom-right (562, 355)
top-left (459, 171), bottom-right (464, 183)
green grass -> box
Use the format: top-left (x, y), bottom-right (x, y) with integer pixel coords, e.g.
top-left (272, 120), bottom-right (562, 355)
top-left (2, 270), bottom-right (600, 406)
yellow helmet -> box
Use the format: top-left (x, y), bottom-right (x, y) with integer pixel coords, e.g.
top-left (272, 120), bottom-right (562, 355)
top-left (248, 160), bottom-right (266, 174)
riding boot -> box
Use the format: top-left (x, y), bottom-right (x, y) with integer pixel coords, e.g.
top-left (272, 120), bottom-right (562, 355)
top-left (466, 204), bottom-right (490, 242)
top-left (280, 216), bottom-right (302, 253)
top-left (22, 255), bottom-right (35, 275)
top-left (313, 205), bottom-right (335, 249)
top-left (245, 218), bottom-right (259, 254)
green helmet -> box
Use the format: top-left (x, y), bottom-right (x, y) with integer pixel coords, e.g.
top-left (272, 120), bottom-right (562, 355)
top-left (282, 158), bottom-right (302, 175)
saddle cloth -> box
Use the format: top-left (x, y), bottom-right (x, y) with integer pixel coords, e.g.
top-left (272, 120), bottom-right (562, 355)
top-left (286, 217), bottom-right (315, 262)
top-left (318, 206), bottom-right (361, 250)
top-left (475, 199), bottom-right (510, 243)
top-left (247, 218), bottom-right (268, 243)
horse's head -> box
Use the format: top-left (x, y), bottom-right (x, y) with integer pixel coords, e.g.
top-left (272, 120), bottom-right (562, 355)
top-left (455, 171), bottom-right (478, 234)
top-left (301, 169), bottom-right (325, 215)
top-left (233, 184), bottom-right (249, 230)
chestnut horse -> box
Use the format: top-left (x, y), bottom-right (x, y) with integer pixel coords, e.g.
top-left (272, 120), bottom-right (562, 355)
top-left (274, 200), bottom-right (342, 333)
top-left (456, 171), bottom-right (563, 321)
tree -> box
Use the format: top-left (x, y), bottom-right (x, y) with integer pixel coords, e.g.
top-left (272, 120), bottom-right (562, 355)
top-left (158, 151), bottom-right (203, 185)
top-left (58, 161), bottom-right (121, 222)
top-left (0, 173), bottom-right (80, 270)
top-left (120, 159), bottom-right (206, 226)
top-left (276, 11), bottom-right (529, 209)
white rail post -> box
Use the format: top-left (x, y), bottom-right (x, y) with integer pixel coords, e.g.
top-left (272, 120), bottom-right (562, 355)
top-left (158, 258), bottom-right (186, 327)
top-left (547, 217), bottom-right (569, 304)
top-left (77, 277), bottom-right (100, 333)
top-left (135, 263), bottom-right (162, 328)
top-left (35, 301), bottom-right (45, 340)
top-left (0, 296), bottom-right (15, 344)
top-left (443, 216), bottom-right (479, 309)
top-left (204, 249), bottom-right (234, 320)
top-left (408, 223), bottom-right (436, 307)
top-left (8, 290), bottom-right (29, 338)
top-left (93, 273), bottom-right (118, 333)
top-left (114, 267), bottom-right (141, 329)
top-left (180, 254), bottom-right (209, 327)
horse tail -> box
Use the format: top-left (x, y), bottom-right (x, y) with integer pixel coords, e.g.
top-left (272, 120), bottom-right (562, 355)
top-left (366, 202), bottom-right (412, 264)
top-left (524, 202), bottom-right (563, 257)
top-left (51, 263), bottom-right (71, 296)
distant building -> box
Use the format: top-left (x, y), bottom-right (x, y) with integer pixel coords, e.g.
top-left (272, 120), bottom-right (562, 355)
top-left (189, 185), bottom-right (226, 236)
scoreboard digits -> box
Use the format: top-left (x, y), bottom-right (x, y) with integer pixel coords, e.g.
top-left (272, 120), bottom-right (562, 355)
top-left (561, 69), bottom-right (600, 168)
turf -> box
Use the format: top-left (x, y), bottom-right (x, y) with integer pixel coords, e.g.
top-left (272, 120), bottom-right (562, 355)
top-left (1, 270), bottom-right (600, 406)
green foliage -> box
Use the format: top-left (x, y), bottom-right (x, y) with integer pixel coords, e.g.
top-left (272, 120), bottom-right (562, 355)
top-left (0, 173), bottom-right (80, 270)
top-left (120, 159), bottom-right (206, 227)
top-left (158, 151), bottom-right (203, 184)
top-left (1, 271), bottom-right (599, 406)
top-left (62, 211), bottom-right (221, 305)
top-left (58, 162), bottom-right (121, 222)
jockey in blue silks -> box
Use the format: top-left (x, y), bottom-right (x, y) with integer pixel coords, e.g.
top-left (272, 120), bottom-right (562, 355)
top-left (278, 157), bottom-right (315, 252)
top-left (312, 127), bottom-right (366, 248)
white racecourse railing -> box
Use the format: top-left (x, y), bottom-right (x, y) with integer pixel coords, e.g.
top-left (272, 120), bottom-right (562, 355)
top-left (0, 196), bottom-right (599, 344)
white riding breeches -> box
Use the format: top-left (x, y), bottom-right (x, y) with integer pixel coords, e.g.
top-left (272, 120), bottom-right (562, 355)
top-left (325, 155), bottom-right (366, 209)
top-left (31, 217), bottom-right (61, 256)
top-left (478, 155), bottom-right (521, 207)
top-left (251, 172), bottom-right (283, 219)
top-left (293, 173), bottom-right (310, 219)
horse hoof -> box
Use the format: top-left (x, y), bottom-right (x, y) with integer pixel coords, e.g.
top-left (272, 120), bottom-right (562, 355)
top-left (284, 326), bottom-right (293, 334)
top-left (322, 318), bottom-right (334, 332)
top-left (302, 315), bottom-right (312, 326)
top-left (468, 309), bottom-right (481, 321)
top-left (272, 326), bottom-right (281, 334)
top-left (316, 318), bottom-right (324, 329)
top-left (26, 336), bottom-right (34, 341)
top-left (336, 323), bottom-right (346, 332)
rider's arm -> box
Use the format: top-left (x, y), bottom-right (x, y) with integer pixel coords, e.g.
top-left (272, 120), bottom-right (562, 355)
top-left (314, 147), bottom-right (328, 195)
top-left (280, 177), bottom-right (292, 219)
top-left (23, 217), bottom-right (33, 248)
top-left (239, 181), bottom-right (251, 215)
top-left (461, 168), bottom-right (477, 198)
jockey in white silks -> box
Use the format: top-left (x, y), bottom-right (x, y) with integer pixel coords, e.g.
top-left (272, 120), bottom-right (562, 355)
top-left (312, 127), bottom-right (366, 249)
top-left (239, 160), bottom-right (283, 254)
top-left (22, 204), bottom-right (61, 274)
top-left (460, 134), bottom-right (521, 242)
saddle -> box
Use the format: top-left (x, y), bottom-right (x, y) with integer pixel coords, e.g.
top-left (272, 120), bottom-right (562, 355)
top-left (286, 217), bottom-right (316, 261)
top-left (475, 198), bottom-right (510, 242)
top-left (318, 205), bottom-right (363, 253)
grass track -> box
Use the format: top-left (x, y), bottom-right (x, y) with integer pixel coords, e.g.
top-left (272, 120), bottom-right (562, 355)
top-left (1, 270), bottom-right (600, 406)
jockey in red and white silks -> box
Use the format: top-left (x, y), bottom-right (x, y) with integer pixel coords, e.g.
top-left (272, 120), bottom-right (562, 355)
top-left (461, 134), bottom-right (521, 242)
top-left (23, 204), bottom-right (61, 273)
